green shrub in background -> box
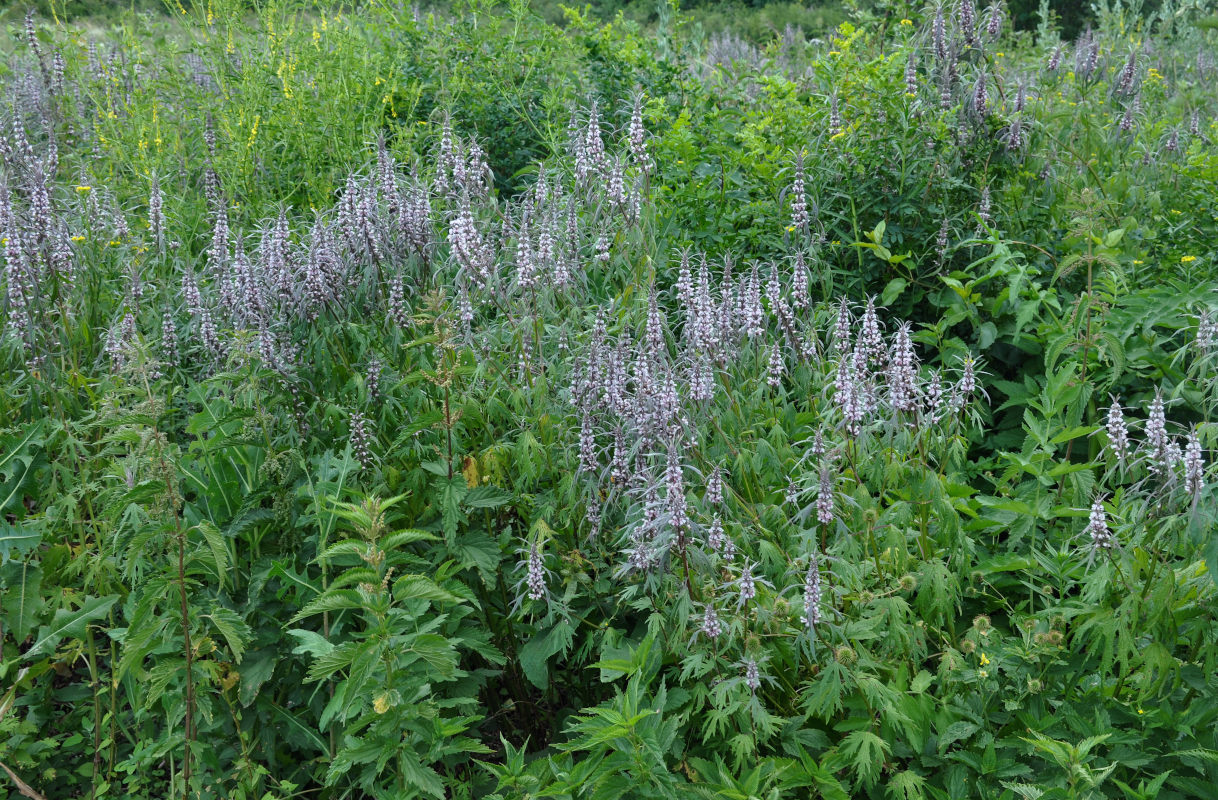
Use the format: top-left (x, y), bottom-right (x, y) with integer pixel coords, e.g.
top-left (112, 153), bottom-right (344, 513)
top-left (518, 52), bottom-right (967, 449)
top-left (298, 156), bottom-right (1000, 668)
top-left (0, 0), bottom-right (1216, 798)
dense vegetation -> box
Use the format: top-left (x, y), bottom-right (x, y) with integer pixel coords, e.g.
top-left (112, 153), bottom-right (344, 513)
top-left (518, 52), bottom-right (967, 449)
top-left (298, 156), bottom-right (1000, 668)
top-left (1, 1), bottom-right (1217, 798)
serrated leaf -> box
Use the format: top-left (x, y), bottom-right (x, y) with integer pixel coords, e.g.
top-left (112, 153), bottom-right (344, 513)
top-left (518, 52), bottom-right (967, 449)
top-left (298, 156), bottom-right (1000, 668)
top-left (840, 730), bottom-right (889, 787)
top-left (393, 574), bottom-right (461, 605)
top-left (463, 485), bottom-right (512, 508)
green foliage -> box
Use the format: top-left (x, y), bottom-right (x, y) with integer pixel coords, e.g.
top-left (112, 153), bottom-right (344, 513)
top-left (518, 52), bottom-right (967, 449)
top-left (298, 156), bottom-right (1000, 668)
top-left (2, 0), bottom-right (1218, 799)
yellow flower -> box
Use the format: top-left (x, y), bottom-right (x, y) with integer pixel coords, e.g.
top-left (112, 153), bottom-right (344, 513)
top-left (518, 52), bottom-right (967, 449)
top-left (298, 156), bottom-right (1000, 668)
top-left (1137, 708), bottom-right (1144, 715)
top-left (830, 131), bottom-right (846, 140)
top-left (979, 653), bottom-right (991, 666)
top-left (828, 50), bottom-right (841, 56)
top-left (900, 18), bottom-right (913, 26)
top-left (1182, 255), bottom-right (1197, 263)
top-left (996, 51), bottom-right (1004, 57)
top-left (108, 239), bottom-right (121, 246)
top-left (75, 185), bottom-right (91, 193)
top-left (786, 225), bottom-right (795, 232)
top-left (1133, 259), bottom-right (1143, 264)
top-left (416, 120), bottom-right (427, 125)
top-left (71, 235), bottom-right (86, 242)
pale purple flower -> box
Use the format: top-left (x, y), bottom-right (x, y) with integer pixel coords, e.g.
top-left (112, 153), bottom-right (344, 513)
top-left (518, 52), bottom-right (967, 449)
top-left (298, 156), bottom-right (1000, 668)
top-left (1086, 495), bottom-right (1114, 551)
top-left (1184, 428), bottom-right (1204, 499)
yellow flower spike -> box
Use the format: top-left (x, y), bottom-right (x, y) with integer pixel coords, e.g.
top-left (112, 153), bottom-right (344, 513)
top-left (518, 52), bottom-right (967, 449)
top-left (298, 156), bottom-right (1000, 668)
top-left (75, 185), bottom-right (91, 193)
top-left (1181, 255), bottom-right (1197, 262)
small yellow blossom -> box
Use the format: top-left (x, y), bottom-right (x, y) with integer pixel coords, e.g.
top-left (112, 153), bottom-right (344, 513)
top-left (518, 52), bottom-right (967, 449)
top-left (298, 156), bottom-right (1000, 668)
top-left (830, 131), bottom-right (846, 140)
top-left (1133, 259), bottom-right (1143, 264)
top-left (1181, 255), bottom-right (1197, 262)
top-left (828, 50), bottom-right (841, 56)
top-left (900, 18), bottom-right (913, 26)
top-left (996, 51), bottom-right (1004, 57)
top-left (108, 239), bottom-right (121, 246)
top-left (1137, 708), bottom-right (1144, 715)
top-left (76, 185), bottom-right (92, 193)
top-left (416, 120), bottom-right (427, 125)
top-left (71, 235), bottom-right (86, 242)
top-left (980, 653), bottom-right (991, 666)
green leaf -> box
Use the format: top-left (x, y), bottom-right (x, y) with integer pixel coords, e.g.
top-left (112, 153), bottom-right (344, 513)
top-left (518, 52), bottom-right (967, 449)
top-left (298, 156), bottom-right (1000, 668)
top-left (23, 595), bottom-right (118, 662)
top-left (463, 485), bottom-right (512, 508)
top-left (237, 649), bottom-right (277, 707)
top-left (518, 621), bottom-right (574, 689)
top-left (881, 278), bottom-right (908, 305)
top-left (0, 560), bottom-right (43, 642)
top-left (0, 521), bottom-right (42, 564)
top-left (287, 628), bottom-right (335, 659)
top-left (840, 730), bottom-right (890, 787)
top-left (938, 721), bottom-right (979, 754)
top-left (393, 574), bottom-right (462, 605)
top-left (204, 605), bottom-right (250, 663)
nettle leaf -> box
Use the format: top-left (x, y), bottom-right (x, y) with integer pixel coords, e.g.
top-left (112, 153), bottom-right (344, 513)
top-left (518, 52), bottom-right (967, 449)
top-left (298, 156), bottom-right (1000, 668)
top-left (204, 605), bottom-right (250, 664)
top-left (464, 485), bottom-right (511, 508)
top-left (407, 632), bottom-right (459, 679)
top-left (290, 589), bottom-right (366, 623)
top-left (393, 574), bottom-right (462, 605)
top-left (938, 721), bottom-right (980, 755)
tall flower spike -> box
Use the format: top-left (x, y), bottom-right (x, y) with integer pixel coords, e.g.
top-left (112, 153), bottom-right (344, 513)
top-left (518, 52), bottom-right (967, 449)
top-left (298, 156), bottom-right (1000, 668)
top-left (707, 514), bottom-right (726, 554)
top-left (1183, 428), bottom-right (1204, 499)
top-left (833, 297), bottom-right (852, 352)
top-left (1105, 397), bottom-right (1130, 462)
top-left (744, 658), bottom-right (761, 691)
top-left (349, 411), bottom-right (372, 470)
top-left (627, 91), bottom-right (652, 175)
top-left (767, 343), bottom-right (785, 389)
top-left (1086, 495), bottom-right (1114, 551)
top-left (790, 150), bottom-right (809, 231)
top-left (666, 440), bottom-right (688, 534)
top-left (889, 321), bottom-right (919, 413)
top-left (1144, 389), bottom-right (1169, 474)
top-left (698, 602), bottom-right (723, 641)
top-left (736, 559), bottom-right (761, 609)
top-left (803, 552), bottom-right (823, 634)
top-left (816, 463), bottom-right (835, 526)
top-left (525, 542), bottom-right (548, 602)
top-left (859, 296), bottom-right (884, 363)
top-left (707, 466), bottom-right (724, 507)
